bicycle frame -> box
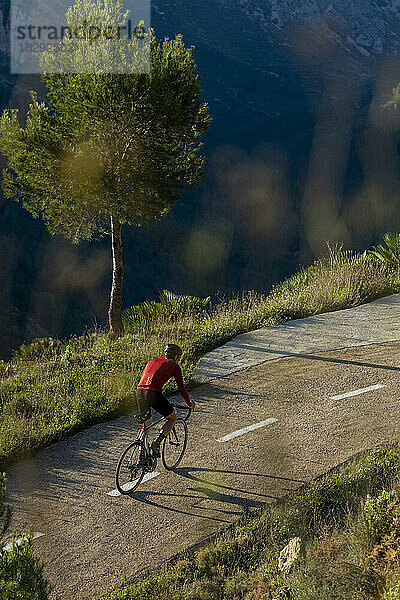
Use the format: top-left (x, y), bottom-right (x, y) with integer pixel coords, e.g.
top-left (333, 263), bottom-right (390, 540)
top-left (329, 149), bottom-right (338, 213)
top-left (135, 404), bottom-right (191, 451)
top-left (136, 415), bottom-right (166, 448)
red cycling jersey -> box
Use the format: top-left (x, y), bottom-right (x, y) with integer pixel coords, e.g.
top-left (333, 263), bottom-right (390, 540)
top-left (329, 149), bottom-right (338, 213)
top-left (137, 358), bottom-right (191, 406)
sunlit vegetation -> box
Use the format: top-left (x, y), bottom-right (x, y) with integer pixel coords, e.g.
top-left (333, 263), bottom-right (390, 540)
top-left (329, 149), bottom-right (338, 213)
top-left (0, 238), bottom-right (399, 469)
top-left (0, 474), bottom-right (50, 599)
top-left (0, 3), bottom-right (211, 338)
top-left (90, 443), bottom-right (400, 600)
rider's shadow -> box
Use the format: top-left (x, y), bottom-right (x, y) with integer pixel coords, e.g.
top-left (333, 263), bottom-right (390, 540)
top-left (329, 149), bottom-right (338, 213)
top-left (189, 484), bottom-right (264, 514)
top-left (129, 465), bottom-right (306, 522)
top-left (176, 465), bottom-right (305, 492)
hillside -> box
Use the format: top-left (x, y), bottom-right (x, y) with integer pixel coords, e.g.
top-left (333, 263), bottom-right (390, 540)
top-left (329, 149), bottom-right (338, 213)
top-left (1, 1), bottom-right (400, 358)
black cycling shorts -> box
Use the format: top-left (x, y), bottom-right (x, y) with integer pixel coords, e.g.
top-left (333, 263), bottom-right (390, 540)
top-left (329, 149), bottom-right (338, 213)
top-left (136, 388), bottom-right (174, 418)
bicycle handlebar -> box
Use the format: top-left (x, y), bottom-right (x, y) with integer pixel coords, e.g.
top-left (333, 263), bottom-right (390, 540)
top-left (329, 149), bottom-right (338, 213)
top-left (171, 403), bottom-right (192, 422)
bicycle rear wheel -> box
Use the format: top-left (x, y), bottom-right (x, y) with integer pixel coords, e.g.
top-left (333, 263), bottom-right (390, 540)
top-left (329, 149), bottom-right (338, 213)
top-left (115, 440), bottom-right (146, 494)
top-left (162, 419), bottom-right (187, 470)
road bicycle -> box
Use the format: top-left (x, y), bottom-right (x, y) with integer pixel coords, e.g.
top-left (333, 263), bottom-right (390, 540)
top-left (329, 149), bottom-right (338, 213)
top-left (115, 403), bottom-right (192, 495)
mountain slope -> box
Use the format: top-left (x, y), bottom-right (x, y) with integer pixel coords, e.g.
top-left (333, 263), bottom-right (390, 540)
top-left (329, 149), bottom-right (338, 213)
top-left (1, 0), bottom-right (400, 358)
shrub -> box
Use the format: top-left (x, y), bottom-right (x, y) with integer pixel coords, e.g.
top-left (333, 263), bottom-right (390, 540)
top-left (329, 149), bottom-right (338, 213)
top-left (268, 445), bottom-right (400, 547)
top-left (369, 233), bottom-right (400, 271)
top-left (0, 536), bottom-right (50, 600)
top-left (13, 337), bottom-right (61, 361)
top-left (350, 488), bottom-right (400, 570)
top-left (383, 579), bottom-right (400, 600)
top-left (359, 490), bottom-right (400, 548)
top-left (320, 242), bottom-right (371, 268)
top-left (122, 290), bottom-right (211, 331)
top-left (0, 474), bottom-right (50, 599)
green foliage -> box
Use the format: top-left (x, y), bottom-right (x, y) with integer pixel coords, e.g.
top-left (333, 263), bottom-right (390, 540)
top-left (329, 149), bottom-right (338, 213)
top-left (0, 1), bottom-right (211, 335)
top-left (0, 1), bottom-right (211, 243)
top-left (268, 446), bottom-right (400, 549)
top-left (14, 338), bottom-right (62, 361)
top-left (321, 243), bottom-right (371, 268)
top-left (0, 536), bottom-right (50, 600)
top-left (269, 240), bottom-right (398, 321)
top-left (282, 489), bottom-right (400, 600)
top-left (384, 580), bottom-right (400, 600)
top-left (369, 233), bottom-right (400, 271)
top-left (122, 290), bottom-right (211, 331)
top-left (40, 0), bottom-right (148, 75)
top-left (159, 290), bottom-right (211, 316)
top-left (0, 475), bottom-right (50, 599)
top-left (353, 490), bottom-right (400, 555)
top-left (270, 243), bottom-right (372, 301)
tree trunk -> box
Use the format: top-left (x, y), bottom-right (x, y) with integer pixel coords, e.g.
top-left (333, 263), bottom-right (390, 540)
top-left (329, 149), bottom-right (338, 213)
top-left (108, 216), bottom-right (125, 339)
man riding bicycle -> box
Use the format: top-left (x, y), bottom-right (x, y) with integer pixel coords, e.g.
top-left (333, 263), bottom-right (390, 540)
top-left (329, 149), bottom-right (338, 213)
top-left (136, 344), bottom-right (195, 459)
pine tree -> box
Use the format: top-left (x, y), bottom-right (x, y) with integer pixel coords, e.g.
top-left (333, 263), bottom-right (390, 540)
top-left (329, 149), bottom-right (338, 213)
top-left (0, 0), bottom-right (211, 338)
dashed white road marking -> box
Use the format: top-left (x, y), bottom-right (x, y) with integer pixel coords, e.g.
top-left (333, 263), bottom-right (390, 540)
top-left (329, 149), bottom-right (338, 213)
top-left (330, 384), bottom-right (386, 401)
top-left (107, 472), bottom-right (160, 497)
top-left (217, 418), bottom-right (279, 443)
top-left (2, 532), bottom-right (45, 552)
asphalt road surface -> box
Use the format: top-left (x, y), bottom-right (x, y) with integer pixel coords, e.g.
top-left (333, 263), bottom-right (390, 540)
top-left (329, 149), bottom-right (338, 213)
top-left (3, 296), bottom-right (400, 599)
top-left (196, 293), bottom-right (400, 380)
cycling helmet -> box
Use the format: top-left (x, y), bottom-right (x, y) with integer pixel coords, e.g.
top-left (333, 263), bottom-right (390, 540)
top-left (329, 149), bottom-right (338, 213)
top-left (165, 344), bottom-right (183, 359)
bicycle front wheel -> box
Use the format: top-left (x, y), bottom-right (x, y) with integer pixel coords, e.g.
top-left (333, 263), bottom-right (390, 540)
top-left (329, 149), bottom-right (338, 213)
top-left (162, 419), bottom-right (188, 470)
top-left (115, 440), bottom-right (146, 494)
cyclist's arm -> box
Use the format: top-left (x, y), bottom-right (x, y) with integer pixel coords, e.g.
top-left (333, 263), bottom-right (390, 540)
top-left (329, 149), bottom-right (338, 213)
top-left (173, 364), bottom-right (192, 407)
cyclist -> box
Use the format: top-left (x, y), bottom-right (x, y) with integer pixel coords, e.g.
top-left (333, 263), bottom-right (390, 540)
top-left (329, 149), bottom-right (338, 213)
top-left (136, 344), bottom-right (195, 459)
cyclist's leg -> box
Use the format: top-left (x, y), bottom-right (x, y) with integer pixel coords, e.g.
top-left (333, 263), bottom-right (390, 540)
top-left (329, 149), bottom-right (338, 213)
top-left (136, 389), bottom-right (153, 429)
top-left (152, 392), bottom-right (176, 431)
top-left (150, 393), bottom-right (176, 457)
top-left (161, 410), bottom-right (177, 436)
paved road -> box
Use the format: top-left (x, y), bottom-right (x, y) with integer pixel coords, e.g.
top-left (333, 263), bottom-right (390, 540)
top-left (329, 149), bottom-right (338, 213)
top-left (3, 295), bottom-right (400, 599)
top-left (196, 293), bottom-right (400, 380)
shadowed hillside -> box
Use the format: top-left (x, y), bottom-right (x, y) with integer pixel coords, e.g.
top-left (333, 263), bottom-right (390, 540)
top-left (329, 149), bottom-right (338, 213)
top-left (1, 0), bottom-right (400, 358)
